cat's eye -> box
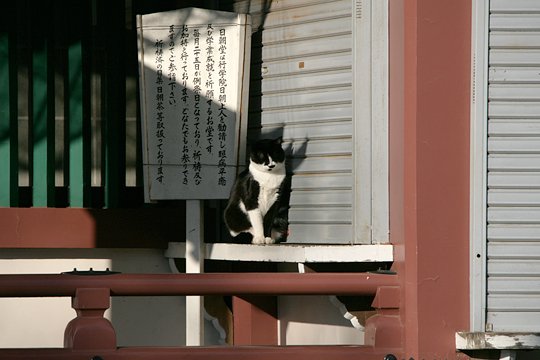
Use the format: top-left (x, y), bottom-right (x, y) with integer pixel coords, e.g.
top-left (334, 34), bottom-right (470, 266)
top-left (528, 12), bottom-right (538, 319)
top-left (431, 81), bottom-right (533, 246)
top-left (272, 150), bottom-right (285, 162)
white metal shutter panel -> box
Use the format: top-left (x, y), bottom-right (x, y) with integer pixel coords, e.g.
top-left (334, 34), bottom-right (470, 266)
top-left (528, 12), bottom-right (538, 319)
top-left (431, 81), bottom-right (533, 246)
top-left (487, 0), bottom-right (540, 331)
top-left (230, 0), bottom-right (354, 243)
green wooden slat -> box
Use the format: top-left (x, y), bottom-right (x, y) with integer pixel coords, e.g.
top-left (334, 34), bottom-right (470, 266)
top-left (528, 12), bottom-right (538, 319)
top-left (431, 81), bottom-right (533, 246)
top-left (0, 29), bottom-right (18, 207)
top-left (66, 1), bottom-right (91, 208)
top-left (68, 41), bottom-right (88, 207)
top-left (32, 33), bottom-right (55, 207)
top-left (101, 0), bottom-right (126, 208)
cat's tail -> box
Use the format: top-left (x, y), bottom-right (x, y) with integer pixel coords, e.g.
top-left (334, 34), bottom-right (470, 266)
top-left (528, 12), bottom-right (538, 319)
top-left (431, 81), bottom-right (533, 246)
top-left (271, 217), bottom-right (289, 243)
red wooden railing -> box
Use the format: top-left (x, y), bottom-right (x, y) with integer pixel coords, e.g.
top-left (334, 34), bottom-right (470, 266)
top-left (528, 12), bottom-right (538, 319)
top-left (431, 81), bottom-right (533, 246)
top-left (0, 272), bottom-right (401, 360)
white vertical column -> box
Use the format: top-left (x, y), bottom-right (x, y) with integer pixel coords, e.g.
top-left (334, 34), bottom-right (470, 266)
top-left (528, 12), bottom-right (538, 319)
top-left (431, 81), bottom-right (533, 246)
top-left (370, 0), bottom-right (389, 244)
top-left (352, 0), bottom-right (389, 245)
top-left (185, 199), bottom-right (204, 345)
top-left (352, 0), bottom-right (373, 244)
top-left (470, 0), bottom-right (489, 332)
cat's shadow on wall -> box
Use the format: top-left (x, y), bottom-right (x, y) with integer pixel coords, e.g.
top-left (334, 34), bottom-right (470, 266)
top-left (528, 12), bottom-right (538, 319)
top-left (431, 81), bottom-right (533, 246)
top-left (261, 128), bottom-right (309, 244)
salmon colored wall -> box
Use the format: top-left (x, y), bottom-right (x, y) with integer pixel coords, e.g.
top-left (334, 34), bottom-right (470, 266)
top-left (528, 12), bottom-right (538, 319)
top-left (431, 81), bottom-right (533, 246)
top-left (389, 0), bottom-right (471, 358)
top-left (0, 208), bottom-right (184, 248)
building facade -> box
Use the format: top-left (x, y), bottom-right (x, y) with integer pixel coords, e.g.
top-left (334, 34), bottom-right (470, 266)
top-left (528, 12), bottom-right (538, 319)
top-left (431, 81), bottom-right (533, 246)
top-left (1, 0), bottom-right (539, 359)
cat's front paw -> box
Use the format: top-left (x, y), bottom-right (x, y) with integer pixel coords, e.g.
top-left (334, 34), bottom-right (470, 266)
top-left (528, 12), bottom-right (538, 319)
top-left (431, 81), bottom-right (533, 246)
top-left (252, 236), bottom-right (273, 245)
top-left (264, 237), bottom-right (276, 244)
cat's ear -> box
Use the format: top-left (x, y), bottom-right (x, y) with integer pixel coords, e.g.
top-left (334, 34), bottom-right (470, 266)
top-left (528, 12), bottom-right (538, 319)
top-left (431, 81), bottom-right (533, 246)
top-left (274, 137), bottom-right (283, 145)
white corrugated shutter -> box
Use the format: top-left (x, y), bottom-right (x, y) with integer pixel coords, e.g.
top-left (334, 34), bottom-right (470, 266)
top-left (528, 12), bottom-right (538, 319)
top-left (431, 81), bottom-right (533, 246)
top-left (487, 0), bottom-right (540, 331)
top-left (227, 0), bottom-right (388, 244)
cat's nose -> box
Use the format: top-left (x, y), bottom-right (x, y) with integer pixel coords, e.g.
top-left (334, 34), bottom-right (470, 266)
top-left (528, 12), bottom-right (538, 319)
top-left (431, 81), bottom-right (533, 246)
top-left (268, 164), bottom-right (275, 169)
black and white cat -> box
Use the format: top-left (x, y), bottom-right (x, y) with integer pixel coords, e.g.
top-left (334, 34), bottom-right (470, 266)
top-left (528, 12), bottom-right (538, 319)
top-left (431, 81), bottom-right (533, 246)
top-left (224, 137), bottom-right (288, 244)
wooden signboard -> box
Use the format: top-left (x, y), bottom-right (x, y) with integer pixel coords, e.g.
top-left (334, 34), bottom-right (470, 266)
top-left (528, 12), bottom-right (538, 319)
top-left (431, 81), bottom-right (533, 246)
top-left (137, 8), bottom-right (251, 201)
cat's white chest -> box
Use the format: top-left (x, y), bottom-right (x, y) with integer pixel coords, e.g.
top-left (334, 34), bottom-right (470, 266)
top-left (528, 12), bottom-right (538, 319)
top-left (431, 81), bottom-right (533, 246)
top-left (251, 166), bottom-right (285, 216)
top-left (257, 186), bottom-right (279, 216)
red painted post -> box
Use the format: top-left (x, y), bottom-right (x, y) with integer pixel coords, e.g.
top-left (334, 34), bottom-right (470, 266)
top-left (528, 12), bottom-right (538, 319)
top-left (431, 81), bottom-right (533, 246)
top-left (388, 0), bottom-right (471, 357)
top-left (365, 286), bottom-right (401, 348)
top-left (233, 296), bottom-right (278, 345)
top-left (64, 288), bottom-right (116, 350)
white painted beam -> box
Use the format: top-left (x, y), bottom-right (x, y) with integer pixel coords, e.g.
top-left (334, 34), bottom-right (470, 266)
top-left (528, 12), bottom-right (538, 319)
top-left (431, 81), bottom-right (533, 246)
top-left (456, 332), bottom-right (540, 350)
top-left (167, 243), bottom-right (393, 263)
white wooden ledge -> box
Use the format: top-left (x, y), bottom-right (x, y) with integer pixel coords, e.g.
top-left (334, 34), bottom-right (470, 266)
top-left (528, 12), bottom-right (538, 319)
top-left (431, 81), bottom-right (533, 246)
top-left (456, 332), bottom-right (540, 350)
top-left (165, 242), bottom-right (393, 263)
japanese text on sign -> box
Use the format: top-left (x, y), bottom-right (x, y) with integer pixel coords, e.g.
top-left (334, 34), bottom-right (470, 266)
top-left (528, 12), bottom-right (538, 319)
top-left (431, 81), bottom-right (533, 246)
top-left (138, 8), bottom-right (251, 200)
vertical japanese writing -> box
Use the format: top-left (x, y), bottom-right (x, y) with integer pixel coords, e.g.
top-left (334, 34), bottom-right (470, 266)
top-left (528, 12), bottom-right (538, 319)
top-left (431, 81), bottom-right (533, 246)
top-left (180, 25), bottom-right (190, 185)
top-left (192, 28), bottom-right (202, 185)
top-left (205, 24), bottom-right (215, 156)
top-left (168, 25), bottom-right (177, 106)
top-left (154, 39), bottom-right (165, 183)
top-left (217, 28), bottom-right (228, 186)
top-left (141, 12), bottom-right (246, 200)
top-left (140, 8), bottom-right (252, 202)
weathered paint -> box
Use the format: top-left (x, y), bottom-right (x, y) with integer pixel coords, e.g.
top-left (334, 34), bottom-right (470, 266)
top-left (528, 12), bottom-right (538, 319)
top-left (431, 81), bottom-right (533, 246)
top-left (456, 332), bottom-right (540, 350)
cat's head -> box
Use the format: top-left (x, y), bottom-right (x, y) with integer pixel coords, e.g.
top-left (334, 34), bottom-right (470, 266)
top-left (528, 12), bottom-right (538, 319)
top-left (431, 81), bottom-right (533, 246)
top-left (249, 137), bottom-right (285, 173)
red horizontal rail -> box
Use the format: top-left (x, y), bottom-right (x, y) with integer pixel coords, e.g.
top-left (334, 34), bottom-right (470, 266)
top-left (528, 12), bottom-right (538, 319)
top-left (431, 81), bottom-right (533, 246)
top-left (0, 345), bottom-right (401, 360)
top-left (0, 272), bottom-right (398, 297)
